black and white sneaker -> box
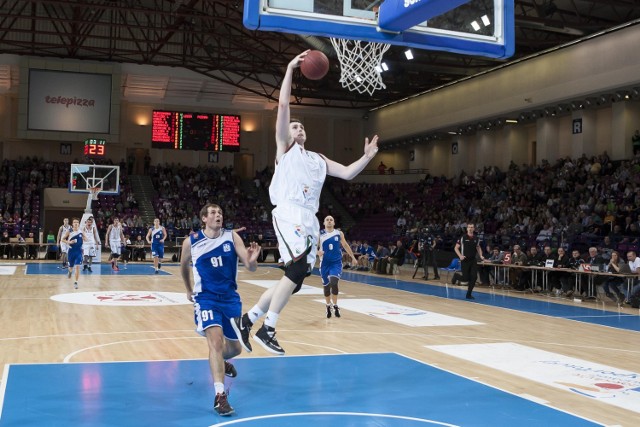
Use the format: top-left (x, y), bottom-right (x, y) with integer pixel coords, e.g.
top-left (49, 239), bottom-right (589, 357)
top-left (214, 392), bottom-right (234, 416)
top-left (224, 361), bottom-right (237, 378)
top-left (253, 325), bottom-right (285, 355)
top-left (334, 306), bottom-right (341, 318)
top-left (326, 305), bottom-right (332, 318)
top-left (230, 313), bottom-right (253, 353)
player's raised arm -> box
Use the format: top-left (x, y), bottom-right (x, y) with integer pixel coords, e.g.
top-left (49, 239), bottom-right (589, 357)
top-left (275, 50), bottom-right (309, 160)
top-left (232, 232), bottom-right (260, 272)
top-left (323, 135), bottom-right (379, 180)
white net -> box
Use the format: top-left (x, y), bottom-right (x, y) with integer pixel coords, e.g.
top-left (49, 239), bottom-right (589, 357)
top-left (89, 186), bottom-right (100, 201)
top-left (330, 38), bottom-right (391, 96)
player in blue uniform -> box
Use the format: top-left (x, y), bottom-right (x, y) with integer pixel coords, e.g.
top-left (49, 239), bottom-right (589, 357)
top-left (180, 203), bottom-right (261, 417)
top-left (146, 218), bottom-right (167, 274)
top-left (318, 216), bottom-right (357, 318)
top-left (62, 218), bottom-right (85, 289)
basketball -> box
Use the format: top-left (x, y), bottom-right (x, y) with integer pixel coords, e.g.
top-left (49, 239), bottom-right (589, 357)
top-left (300, 50), bottom-right (330, 80)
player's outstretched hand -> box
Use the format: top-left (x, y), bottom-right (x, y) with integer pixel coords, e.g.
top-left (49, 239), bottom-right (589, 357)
top-left (288, 50), bottom-right (310, 70)
top-left (247, 241), bottom-right (261, 262)
top-left (364, 135), bottom-right (379, 159)
top-left (186, 291), bottom-right (194, 303)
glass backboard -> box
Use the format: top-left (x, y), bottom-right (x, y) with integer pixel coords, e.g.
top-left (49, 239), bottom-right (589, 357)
top-left (69, 164), bottom-right (120, 195)
top-left (244, 0), bottom-right (514, 59)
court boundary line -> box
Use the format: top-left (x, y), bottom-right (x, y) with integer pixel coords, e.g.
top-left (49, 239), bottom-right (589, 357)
top-left (62, 336), bottom-right (349, 363)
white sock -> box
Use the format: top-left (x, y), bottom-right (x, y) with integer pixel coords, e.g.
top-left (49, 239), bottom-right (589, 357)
top-left (248, 306), bottom-right (265, 324)
top-left (214, 382), bottom-right (225, 395)
top-left (264, 311), bottom-right (280, 329)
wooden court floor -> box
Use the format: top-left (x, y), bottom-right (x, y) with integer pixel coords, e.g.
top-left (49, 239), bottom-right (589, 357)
top-left (0, 260), bottom-right (638, 426)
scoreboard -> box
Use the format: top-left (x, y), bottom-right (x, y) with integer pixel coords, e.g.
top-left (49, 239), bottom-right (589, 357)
top-left (84, 138), bottom-right (106, 158)
top-left (151, 110), bottom-right (240, 152)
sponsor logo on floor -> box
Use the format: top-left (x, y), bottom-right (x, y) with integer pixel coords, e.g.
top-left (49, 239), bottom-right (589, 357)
top-left (427, 342), bottom-right (640, 413)
top-left (328, 298), bottom-right (483, 327)
top-left (50, 291), bottom-right (191, 306)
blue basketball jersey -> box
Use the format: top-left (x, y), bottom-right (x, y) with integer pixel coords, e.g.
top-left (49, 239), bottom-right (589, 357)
top-left (190, 229), bottom-right (238, 297)
top-left (68, 230), bottom-right (84, 254)
top-left (67, 230), bottom-right (84, 266)
top-left (320, 229), bottom-right (342, 264)
top-left (150, 227), bottom-right (164, 245)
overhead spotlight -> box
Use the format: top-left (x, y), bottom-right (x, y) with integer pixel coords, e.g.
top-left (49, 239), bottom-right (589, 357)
top-left (544, 108), bottom-right (551, 116)
top-left (585, 98), bottom-right (596, 107)
top-left (448, 131), bottom-right (457, 135)
top-left (506, 119), bottom-right (518, 124)
top-left (404, 49), bottom-right (414, 60)
top-left (457, 127), bottom-right (464, 134)
top-left (615, 91), bottom-right (628, 101)
top-left (381, 62), bottom-right (389, 71)
top-left (598, 95), bottom-right (608, 105)
top-left (471, 21), bottom-right (480, 31)
top-left (477, 123), bottom-right (484, 130)
top-left (519, 113), bottom-right (526, 121)
top-left (481, 15), bottom-right (491, 26)
top-left (467, 125), bottom-right (474, 132)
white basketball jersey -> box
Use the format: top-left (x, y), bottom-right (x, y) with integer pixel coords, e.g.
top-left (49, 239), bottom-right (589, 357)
top-left (109, 224), bottom-right (122, 241)
top-left (269, 142), bottom-right (327, 213)
top-left (60, 224), bottom-right (72, 237)
top-left (83, 225), bottom-right (96, 245)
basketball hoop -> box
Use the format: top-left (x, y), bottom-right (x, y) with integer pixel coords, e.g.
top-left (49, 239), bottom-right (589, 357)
top-left (89, 186), bottom-right (100, 201)
top-left (330, 38), bottom-right (391, 96)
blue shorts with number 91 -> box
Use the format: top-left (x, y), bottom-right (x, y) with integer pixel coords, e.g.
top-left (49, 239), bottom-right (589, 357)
top-left (193, 293), bottom-right (241, 340)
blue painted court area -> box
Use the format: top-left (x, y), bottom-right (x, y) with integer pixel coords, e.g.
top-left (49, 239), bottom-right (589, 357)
top-left (25, 263), bottom-right (172, 276)
top-left (337, 271), bottom-right (640, 332)
top-left (0, 353), bottom-right (600, 427)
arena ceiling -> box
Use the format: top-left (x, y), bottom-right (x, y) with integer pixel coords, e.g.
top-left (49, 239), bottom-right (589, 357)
top-left (1, 0), bottom-right (639, 109)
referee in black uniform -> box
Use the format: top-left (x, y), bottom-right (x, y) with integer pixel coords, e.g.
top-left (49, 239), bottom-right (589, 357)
top-left (454, 223), bottom-right (485, 300)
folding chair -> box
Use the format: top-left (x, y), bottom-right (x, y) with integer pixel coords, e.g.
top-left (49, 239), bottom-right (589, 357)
top-left (439, 258), bottom-right (461, 284)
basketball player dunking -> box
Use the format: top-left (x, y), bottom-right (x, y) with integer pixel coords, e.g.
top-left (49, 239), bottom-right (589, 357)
top-left (232, 50), bottom-right (379, 356)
